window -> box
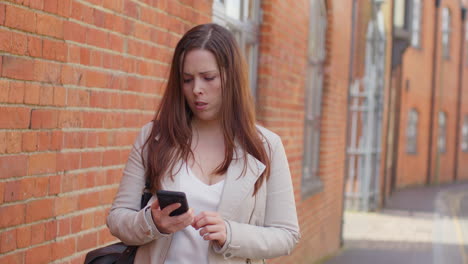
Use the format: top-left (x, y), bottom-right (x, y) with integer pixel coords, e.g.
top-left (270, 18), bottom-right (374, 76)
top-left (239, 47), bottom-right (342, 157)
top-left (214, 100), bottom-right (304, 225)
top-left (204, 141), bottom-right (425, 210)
top-left (302, 0), bottom-right (327, 198)
top-left (213, 0), bottom-right (261, 96)
top-left (406, 109), bottom-right (418, 153)
top-left (438, 112), bottom-right (447, 153)
top-left (462, 116), bottom-right (468, 152)
top-left (441, 7), bottom-right (451, 59)
top-left (410, 0), bottom-right (422, 48)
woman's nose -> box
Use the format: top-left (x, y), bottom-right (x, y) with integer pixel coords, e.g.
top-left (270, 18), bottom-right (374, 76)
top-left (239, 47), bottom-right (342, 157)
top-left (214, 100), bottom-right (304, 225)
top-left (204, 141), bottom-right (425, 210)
top-left (193, 78), bottom-right (203, 94)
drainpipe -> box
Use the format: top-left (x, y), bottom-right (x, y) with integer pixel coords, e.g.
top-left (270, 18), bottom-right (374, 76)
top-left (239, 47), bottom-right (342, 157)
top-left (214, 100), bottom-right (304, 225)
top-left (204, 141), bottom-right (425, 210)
top-left (340, 0), bottom-right (358, 248)
top-left (454, 7), bottom-right (467, 181)
top-left (426, 0), bottom-right (441, 185)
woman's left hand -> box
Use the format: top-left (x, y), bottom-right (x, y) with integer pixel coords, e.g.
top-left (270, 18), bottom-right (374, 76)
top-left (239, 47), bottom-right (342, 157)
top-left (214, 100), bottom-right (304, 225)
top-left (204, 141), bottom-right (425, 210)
top-left (192, 211), bottom-right (227, 247)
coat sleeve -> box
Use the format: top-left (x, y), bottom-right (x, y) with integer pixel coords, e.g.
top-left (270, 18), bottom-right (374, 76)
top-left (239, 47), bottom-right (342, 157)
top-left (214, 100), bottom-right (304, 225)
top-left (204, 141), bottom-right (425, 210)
top-left (106, 122), bottom-right (168, 245)
top-left (214, 135), bottom-right (301, 259)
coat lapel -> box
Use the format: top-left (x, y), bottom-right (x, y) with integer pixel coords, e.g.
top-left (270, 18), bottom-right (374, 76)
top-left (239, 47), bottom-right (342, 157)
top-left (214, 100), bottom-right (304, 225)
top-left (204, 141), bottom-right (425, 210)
top-left (217, 148), bottom-right (266, 220)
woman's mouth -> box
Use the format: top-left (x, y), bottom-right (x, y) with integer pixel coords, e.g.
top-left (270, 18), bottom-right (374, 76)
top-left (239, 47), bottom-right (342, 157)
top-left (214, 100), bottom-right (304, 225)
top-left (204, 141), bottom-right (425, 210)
top-left (194, 101), bottom-right (208, 110)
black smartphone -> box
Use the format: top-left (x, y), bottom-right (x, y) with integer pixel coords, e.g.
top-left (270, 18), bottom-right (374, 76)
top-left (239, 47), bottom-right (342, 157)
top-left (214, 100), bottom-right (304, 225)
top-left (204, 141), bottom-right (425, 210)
top-left (156, 190), bottom-right (189, 216)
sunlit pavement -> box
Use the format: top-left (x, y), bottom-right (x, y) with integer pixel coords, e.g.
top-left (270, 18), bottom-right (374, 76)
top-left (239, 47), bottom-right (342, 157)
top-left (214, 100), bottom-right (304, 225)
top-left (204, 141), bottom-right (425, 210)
top-left (325, 182), bottom-right (468, 264)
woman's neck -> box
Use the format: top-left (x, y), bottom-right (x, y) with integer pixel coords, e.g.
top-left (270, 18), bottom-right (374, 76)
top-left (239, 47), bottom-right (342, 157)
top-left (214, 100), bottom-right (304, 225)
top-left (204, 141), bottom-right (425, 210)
top-left (191, 119), bottom-right (222, 135)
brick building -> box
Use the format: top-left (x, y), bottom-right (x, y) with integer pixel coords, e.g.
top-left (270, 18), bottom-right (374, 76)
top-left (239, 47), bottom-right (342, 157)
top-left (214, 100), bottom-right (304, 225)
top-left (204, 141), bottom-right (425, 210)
top-left (0, 0), bottom-right (358, 263)
top-left (383, 0), bottom-right (468, 198)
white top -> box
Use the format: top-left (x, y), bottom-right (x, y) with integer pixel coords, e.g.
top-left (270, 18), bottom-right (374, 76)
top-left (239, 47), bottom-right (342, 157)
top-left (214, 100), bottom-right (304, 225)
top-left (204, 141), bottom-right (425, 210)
top-left (164, 164), bottom-right (225, 264)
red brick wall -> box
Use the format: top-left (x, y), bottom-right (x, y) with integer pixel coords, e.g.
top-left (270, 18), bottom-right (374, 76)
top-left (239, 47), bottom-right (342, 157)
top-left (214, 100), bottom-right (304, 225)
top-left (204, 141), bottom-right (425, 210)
top-left (396, 0), bottom-right (467, 187)
top-left (0, 0), bottom-right (348, 263)
top-left (257, 0), bottom-right (349, 262)
top-left (458, 17), bottom-right (468, 180)
top-left (0, 0), bottom-right (210, 263)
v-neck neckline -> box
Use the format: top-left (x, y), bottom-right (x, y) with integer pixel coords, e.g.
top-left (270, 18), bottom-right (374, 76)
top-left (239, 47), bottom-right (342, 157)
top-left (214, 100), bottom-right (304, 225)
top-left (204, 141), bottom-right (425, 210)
top-left (186, 164), bottom-right (225, 187)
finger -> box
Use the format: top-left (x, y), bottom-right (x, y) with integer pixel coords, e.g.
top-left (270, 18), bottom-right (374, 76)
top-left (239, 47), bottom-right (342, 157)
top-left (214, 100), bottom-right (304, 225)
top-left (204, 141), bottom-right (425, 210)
top-left (170, 208), bottom-right (194, 224)
top-left (193, 211), bottom-right (218, 222)
top-left (194, 216), bottom-right (222, 229)
top-left (203, 231), bottom-right (226, 243)
top-left (199, 225), bottom-right (223, 236)
top-left (161, 203), bottom-right (181, 216)
top-left (150, 199), bottom-right (160, 210)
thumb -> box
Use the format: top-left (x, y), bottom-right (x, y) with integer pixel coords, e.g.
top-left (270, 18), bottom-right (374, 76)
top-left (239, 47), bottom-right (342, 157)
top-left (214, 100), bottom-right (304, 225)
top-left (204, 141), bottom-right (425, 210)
top-left (151, 199), bottom-right (160, 210)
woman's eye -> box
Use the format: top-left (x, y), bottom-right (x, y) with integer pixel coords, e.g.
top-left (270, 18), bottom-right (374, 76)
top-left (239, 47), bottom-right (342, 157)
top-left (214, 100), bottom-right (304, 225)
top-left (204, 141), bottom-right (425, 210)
top-left (205, 76), bottom-right (215, 81)
top-left (183, 79), bottom-right (192, 83)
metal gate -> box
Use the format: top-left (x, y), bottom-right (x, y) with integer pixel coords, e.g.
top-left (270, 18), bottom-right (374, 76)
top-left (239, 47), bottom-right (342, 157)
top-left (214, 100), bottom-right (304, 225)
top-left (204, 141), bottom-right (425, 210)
top-left (345, 6), bottom-right (386, 211)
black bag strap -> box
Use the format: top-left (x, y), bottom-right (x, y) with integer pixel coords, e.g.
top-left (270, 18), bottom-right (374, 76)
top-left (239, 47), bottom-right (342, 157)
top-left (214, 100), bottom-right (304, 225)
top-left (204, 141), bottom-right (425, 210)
top-left (140, 179), bottom-right (152, 209)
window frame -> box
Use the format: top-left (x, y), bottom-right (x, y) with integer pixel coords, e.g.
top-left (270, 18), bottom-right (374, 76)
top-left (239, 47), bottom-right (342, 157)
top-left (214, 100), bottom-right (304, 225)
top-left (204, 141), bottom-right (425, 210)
top-left (410, 0), bottom-right (422, 48)
top-left (213, 0), bottom-right (262, 97)
top-left (438, 111), bottom-right (447, 153)
top-left (441, 7), bottom-right (451, 60)
top-left (301, 0), bottom-right (327, 199)
top-left (462, 115), bottom-right (468, 152)
top-left (406, 108), bottom-right (419, 154)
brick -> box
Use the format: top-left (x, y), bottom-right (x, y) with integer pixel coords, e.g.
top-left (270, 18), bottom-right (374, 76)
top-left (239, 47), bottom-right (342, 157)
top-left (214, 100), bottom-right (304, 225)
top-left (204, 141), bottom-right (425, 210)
top-left (33, 176), bottom-right (49, 197)
top-left (82, 211), bottom-right (94, 229)
top-left (26, 198), bottom-right (55, 223)
top-left (81, 151), bottom-right (102, 168)
top-left (70, 0), bottom-right (93, 23)
top-left (89, 49), bottom-right (102, 67)
top-left (0, 154), bottom-right (28, 179)
top-left (48, 174), bottom-right (61, 195)
top-left (50, 130), bottom-right (63, 150)
top-left (28, 152), bottom-right (57, 175)
top-left (0, 204), bottom-right (25, 228)
top-left (99, 187), bottom-right (116, 204)
top-left (42, 39), bottom-right (67, 62)
top-left (0, 3), bottom-right (5, 25)
top-left (78, 191), bottom-right (100, 210)
top-left (58, 217), bottom-right (71, 236)
top-left (64, 132), bottom-right (86, 149)
top-left (38, 85), bottom-right (53, 106)
top-left (86, 70), bottom-right (109, 88)
top-left (61, 65), bottom-right (86, 86)
top-left (5, 131), bottom-right (21, 153)
top-left (0, 80), bottom-right (8, 103)
top-left (57, 0), bottom-right (71, 16)
top-left (33, 59), bottom-right (62, 84)
top-left (5, 5), bottom-right (36, 33)
top-left (103, 0), bottom-right (124, 13)
top-left (24, 83), bottom-right (41, 105)
top-left (58, 110), bottom-right (83, 128)
top-left (30, 109), bottom-right (59, 129)
top-left (2, 55), bottom-right (35, 81)
top-left (22, 131), bottom-right (38, 152)
top-left (76, 230), bottom-right (97, 251)
top-left (0, 182), bottom-right (3, 203)
top-left (0, 229), bottom-right (16, 253)
top-left (11, 31), bottom-right (27, 55)
top-left (4, 178), bottom-right (34, 202)
top-left (45, 220), bottom-right (57, 241)
top-left (67, 88), bottom-right (90, 107)
top-left (28, 0), bottom-right (44, 10)
top-left (56, 152), bottom-right (81, 171)
top-left (0, 107), bottom-right (30, 129)
top-left (30, 222), bottom-right (46, 245)
top-left (36, 131), bottom-right (51, 151)
top-left (63, 21), bottom-right (87, 43)
top-left (52, 237), bottom-right (75, 261)
top-left (25, 244), bottom-right (51, 264)
top-left (108, 33), bottom-right (124, 52)
top-left (53, 85), bottom-right (66, 106)
top-left (0, 252), bottom-right (24, 264)
top-left (87, 27), bottom-right (108, 49)
top-left (36, 13), bottom-right (63, 38)
top-left (93, 8), bottom-right (106, 27)
top-left (16, 225), bottom-right (31, 248)
top-left (80, 47), bottom-right (90, 65)
top-left (27, 35), bottom-right (43, 57)
top-left (123, 0), bottom-right (139, 19)
top-left (43, 0), bottom-right (58, 14)
top-left (70, 215), bottom-right (82, 233)
top-left (0, 132), bottom-right (6, 153)
top-left (8, 81), bottom-right (25, 104)
top-left (0, 29), bottom-right (9, 51)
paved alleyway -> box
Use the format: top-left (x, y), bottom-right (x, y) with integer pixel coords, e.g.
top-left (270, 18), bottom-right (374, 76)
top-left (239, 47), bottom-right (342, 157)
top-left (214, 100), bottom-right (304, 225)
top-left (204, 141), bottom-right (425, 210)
top-left (325, 182), bottom-right (468, 264)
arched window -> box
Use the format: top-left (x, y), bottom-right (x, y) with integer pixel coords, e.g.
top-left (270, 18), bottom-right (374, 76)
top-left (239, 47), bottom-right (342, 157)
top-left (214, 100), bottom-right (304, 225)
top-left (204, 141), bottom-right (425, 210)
top-left (406, 109), bottom-right (418, 153)
top-left (441, 7), bottom-right (451, 59)
top-left (213, 0), bottom-right (261, 96)
top-left (410, 0), bottom-right (422, 48)
top-left (438, 112), bottom-right (447, 153)
top-left (301, 0), bottom-right (327, 198)
top-left (462, 115), bottom-right (468, 152)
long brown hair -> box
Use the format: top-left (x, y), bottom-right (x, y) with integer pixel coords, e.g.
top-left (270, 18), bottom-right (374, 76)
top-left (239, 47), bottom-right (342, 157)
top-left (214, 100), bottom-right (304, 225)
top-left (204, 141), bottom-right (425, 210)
top-left (143, 23), bottom-right (270, 195)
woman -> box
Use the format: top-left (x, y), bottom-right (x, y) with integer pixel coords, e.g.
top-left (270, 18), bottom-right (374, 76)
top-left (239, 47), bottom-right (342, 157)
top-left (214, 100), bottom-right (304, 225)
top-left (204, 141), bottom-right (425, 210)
top-left (107, 23), bottom-right (300, 263)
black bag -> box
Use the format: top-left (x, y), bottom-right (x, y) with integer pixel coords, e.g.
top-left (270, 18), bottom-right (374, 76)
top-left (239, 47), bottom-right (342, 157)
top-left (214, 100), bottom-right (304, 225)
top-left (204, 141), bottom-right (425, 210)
top-left (84, 182), bottom-right (153, 264)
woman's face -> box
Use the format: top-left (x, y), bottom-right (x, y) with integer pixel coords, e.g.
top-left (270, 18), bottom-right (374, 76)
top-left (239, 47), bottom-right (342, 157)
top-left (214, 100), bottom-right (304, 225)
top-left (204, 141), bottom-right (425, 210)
top-left (182, 49), bottom-right (222, 124)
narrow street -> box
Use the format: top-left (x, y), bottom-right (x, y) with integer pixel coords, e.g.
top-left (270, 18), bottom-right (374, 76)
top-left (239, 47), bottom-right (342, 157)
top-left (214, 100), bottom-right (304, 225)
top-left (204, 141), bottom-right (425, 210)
top-left (326, 182), bottom-right (468, 264)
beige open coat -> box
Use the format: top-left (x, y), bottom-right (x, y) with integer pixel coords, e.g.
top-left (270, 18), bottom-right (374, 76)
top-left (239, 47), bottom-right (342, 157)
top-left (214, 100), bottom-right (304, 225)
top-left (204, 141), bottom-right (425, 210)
top-left (107, 122), bottom-right (300, 263)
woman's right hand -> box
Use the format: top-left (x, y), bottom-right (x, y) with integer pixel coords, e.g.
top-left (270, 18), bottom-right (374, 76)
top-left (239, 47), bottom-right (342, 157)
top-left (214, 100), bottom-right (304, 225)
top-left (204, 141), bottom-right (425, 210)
top-left (150, 199), bottom-right (194, 234)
